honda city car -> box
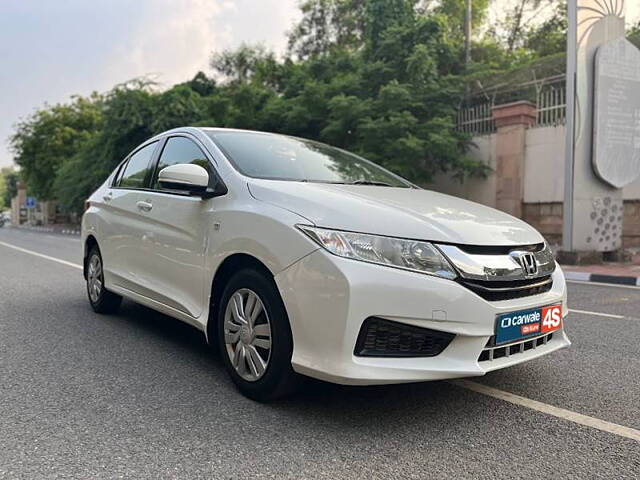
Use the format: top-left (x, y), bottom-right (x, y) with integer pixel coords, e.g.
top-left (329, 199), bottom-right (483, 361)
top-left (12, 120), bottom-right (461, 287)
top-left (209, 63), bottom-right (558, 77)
top-left (82, 127), bottom-right (570, 401)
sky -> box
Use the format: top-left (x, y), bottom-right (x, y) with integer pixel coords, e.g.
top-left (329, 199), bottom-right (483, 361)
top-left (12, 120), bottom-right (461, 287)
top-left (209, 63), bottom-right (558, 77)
top-left (0, 0), bottom-right (639, 168)
top-left (0, 0), bottom-right (301, 167)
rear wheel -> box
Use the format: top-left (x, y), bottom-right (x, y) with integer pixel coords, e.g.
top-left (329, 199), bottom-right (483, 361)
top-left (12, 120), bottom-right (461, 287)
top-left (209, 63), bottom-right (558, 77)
top-left (217, 268), bottom-right (300, 402)
top-left (86, 246), bottom-right (122, 314)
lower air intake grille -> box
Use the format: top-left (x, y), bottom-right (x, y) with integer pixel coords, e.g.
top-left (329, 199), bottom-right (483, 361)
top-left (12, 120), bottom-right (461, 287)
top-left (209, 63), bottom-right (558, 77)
top-left (354, 317), bottom-right (455, 357)
top-left (478, 332), bottom-right (554, 362)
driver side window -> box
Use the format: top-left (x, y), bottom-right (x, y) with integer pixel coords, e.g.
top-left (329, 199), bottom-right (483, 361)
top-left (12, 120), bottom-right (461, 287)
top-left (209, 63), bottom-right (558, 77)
top-left (153, 136), bottom-right (212, 191)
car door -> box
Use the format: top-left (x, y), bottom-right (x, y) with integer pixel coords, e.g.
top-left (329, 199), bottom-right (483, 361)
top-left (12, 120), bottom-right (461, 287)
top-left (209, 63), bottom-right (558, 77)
top-left (100, 141), bottom-right (159, 294)
top-left (132, 135), bottom-right (218, 319)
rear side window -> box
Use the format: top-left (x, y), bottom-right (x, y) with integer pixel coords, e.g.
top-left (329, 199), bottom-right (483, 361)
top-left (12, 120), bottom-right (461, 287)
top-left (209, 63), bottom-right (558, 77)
top-left (152, 136), bottom-right (211, 190)
top-left (118, 142), bottom-right (157, 188)
top-left (113, 161), bottom-right (127, 186)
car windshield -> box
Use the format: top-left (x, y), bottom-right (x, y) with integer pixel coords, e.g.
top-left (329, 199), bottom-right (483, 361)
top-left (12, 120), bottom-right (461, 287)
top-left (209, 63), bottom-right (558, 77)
top-left (205, 130), bottom-right (411, 188)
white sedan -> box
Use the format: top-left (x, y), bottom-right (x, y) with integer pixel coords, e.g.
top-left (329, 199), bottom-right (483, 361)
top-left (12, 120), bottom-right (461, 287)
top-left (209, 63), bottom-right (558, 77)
top-left (82, 127), bottom-right (570, 401)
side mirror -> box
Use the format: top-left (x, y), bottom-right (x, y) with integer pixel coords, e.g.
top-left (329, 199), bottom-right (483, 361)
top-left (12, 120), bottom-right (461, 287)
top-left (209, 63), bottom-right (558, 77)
top-left (158, 164), bottom-right (227, 198)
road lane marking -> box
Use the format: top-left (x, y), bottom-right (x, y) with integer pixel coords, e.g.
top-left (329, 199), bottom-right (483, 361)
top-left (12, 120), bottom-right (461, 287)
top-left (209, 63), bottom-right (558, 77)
top-left (450, 379), bottom-right (640, 443)
top-left (0, 240), bottom-right (82, 270)
top-left (568, 308), bottom-right (625, 319)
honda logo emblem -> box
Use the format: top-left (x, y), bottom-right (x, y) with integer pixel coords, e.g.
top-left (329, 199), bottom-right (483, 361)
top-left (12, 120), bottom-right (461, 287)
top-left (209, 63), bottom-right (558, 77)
top-left (510, 251), bottom-right (538, 276)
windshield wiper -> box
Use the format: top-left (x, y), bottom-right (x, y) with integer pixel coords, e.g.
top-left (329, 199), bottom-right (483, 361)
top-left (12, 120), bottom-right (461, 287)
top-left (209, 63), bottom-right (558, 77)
top-left (349, 180), bottom-right (394, 187)
top-left (298, 179), bottom-right (397, 187)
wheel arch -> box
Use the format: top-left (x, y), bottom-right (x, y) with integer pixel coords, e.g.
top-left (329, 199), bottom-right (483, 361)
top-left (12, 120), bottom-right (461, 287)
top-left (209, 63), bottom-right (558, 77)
top-left (206, 253), bottom-right (274, 343)
top-left (83, 234), bottom-right (99, 280)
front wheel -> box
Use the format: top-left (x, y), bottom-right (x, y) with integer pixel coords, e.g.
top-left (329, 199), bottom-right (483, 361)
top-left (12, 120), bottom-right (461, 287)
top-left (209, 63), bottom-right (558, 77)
top-left (86, 246), bottom-right (122, 314)
top-left (217, 268), bottom-right (301, 402)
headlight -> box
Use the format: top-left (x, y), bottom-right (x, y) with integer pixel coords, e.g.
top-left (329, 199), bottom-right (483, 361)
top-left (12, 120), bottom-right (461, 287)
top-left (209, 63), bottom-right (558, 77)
top-left (297, 225), bottom-right (457, 279)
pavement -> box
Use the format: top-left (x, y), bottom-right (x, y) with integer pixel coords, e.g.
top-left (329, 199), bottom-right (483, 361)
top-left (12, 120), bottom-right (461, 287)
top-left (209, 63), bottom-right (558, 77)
top-left (0, 227), bottom-right (639, 479)
top-left (10, 223), bottom-right (81, 236)
top-left (561, 263), bottom-right (640, 286)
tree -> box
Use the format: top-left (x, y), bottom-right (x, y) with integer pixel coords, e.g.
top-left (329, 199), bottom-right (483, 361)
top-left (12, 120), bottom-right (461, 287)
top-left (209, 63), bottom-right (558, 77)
top-left (211, 45), bottom-right (277, 84)
top-left (630, 22), bottom-right (640, 48)
top-left (150, 84), bottom-right (204, 132)
top-left (0, 170), bottom-right (5, 210)
top-left (0, 168), bottom-right (20, 209)
top-left (288, 0), bottom-right (367, 58)
top-left (488, 0), bottom-right (558, 53)
top-left (523, 2), bottom-right (567, 57)
top-left (431, 0), bottom-right (490, 35)
top-left (10, 95), bottom-right (102, 201)
top-left (281, 0), bottom-right (484, 182)
top-left (54, 81), bottom-right (157, 213)
top-left (181, 71), bottom-right (217, 97)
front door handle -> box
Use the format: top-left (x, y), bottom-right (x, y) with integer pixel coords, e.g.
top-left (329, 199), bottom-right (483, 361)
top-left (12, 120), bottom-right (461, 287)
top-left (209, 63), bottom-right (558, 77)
top-left (136, 200), bottom-right (153, 212)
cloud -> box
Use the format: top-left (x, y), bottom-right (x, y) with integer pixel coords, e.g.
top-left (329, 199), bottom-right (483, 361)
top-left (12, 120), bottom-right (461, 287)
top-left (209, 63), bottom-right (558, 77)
top-left (104, 0), bottom-right (236, 88)
top-left (0, 0), bottom-right (300, 167)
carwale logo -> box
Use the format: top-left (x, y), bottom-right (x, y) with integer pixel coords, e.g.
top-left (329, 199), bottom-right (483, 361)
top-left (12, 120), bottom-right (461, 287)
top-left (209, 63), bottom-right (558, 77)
top-left (500, 310), bottom-right (541, 329)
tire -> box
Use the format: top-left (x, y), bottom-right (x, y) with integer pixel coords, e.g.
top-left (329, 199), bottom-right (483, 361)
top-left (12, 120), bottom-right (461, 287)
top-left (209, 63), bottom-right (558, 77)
top-left (86, 245), bottom-right (122, 314)
top-left (216, 268), bottom-right (301, 402)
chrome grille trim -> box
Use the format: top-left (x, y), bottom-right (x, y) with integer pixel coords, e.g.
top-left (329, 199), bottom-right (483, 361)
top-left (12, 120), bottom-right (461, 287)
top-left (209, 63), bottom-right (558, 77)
top-left (437, 243), bottom-right (556, 282)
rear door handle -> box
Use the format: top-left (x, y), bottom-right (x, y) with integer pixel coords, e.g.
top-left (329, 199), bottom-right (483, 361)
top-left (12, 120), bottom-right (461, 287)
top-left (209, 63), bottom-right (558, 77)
top-left (103, 192), bottom-right (113, 202)
top-left (136, 200), bottom-right (153, 212)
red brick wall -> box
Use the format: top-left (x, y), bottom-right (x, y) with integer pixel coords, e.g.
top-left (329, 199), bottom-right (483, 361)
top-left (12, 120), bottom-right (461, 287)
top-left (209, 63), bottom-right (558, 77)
top-left (522, 203), bottom-right (563, 246)
top-left (623, 200), bottom-right (640, 248)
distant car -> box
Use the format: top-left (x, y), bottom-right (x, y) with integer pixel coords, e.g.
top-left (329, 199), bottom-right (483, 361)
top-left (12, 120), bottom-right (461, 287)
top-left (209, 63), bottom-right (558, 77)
top-left (82, 127), bottom-right (570, 401)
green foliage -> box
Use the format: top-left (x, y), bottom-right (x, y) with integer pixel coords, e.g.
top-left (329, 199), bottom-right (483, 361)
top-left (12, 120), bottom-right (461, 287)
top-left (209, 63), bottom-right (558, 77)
top-left (432, 0), bottom-right (490, 39)
top-left (0, 170), bottom-right (6, 210)
top-left (630, 22), bottom-right (640, 49)
top-left (0, 168), bottom-right (20, 209)
top-left (211, 45), bottom-right (277, 84)
top-left (523, 2), bottom-right (567, 58)
top-left (287, 0), bottom-right (367, 58)
top-left (10, 94), bottom-right (102, 201)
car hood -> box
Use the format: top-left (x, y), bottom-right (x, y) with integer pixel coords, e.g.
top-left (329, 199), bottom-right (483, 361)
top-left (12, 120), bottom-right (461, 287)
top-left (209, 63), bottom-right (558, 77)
top-left (247, 179), bottom-right (544, 246)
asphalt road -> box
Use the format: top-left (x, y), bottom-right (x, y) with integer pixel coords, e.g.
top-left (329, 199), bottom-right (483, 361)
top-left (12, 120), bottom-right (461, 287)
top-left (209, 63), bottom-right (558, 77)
top-left (0, 227), bottom-right (638, 479)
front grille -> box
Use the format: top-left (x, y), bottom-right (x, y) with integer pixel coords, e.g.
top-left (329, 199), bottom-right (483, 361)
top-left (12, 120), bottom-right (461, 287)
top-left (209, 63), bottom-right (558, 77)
top-left (478, 332), bottom-right (554, 362)
top-left (458, 275), bottom-right (553, 301)
top-left (455, 243), bottom-right (545, 255)
top-left (354, 317), bottom-right (455, 357)
top-left (437, 242), bottom-right (556, 301)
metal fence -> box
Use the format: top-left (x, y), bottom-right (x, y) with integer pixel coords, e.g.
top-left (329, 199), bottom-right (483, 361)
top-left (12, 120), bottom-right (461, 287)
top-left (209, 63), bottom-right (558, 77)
top-left (456, 102), bottom-right (496, 135)
top-left (457, 75), bottom-right (566, 136)
top-left (536, 80), bottom-right (566, 127)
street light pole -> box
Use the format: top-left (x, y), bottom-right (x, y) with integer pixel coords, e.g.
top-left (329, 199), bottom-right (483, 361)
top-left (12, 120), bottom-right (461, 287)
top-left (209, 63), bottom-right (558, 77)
top-left (562, 0), bottom-right (577, 252)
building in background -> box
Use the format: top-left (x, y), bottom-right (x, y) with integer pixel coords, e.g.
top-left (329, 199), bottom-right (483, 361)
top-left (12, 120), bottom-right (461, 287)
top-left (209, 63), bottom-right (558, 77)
top-left (436, 74), bottom-right (640, 250)
top-left (9, 181), bottom-right (65, 226)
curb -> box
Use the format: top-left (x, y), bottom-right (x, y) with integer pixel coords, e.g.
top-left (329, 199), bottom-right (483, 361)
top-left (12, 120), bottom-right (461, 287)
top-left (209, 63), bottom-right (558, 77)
top-left (563, 270), bottom-right (640, 287)
top-left (11, 225), bottom-right (81, 237)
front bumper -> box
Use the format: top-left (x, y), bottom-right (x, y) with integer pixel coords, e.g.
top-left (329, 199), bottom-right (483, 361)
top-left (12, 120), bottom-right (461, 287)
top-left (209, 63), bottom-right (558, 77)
top-left (275, 249), bottom-right (570, 385)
